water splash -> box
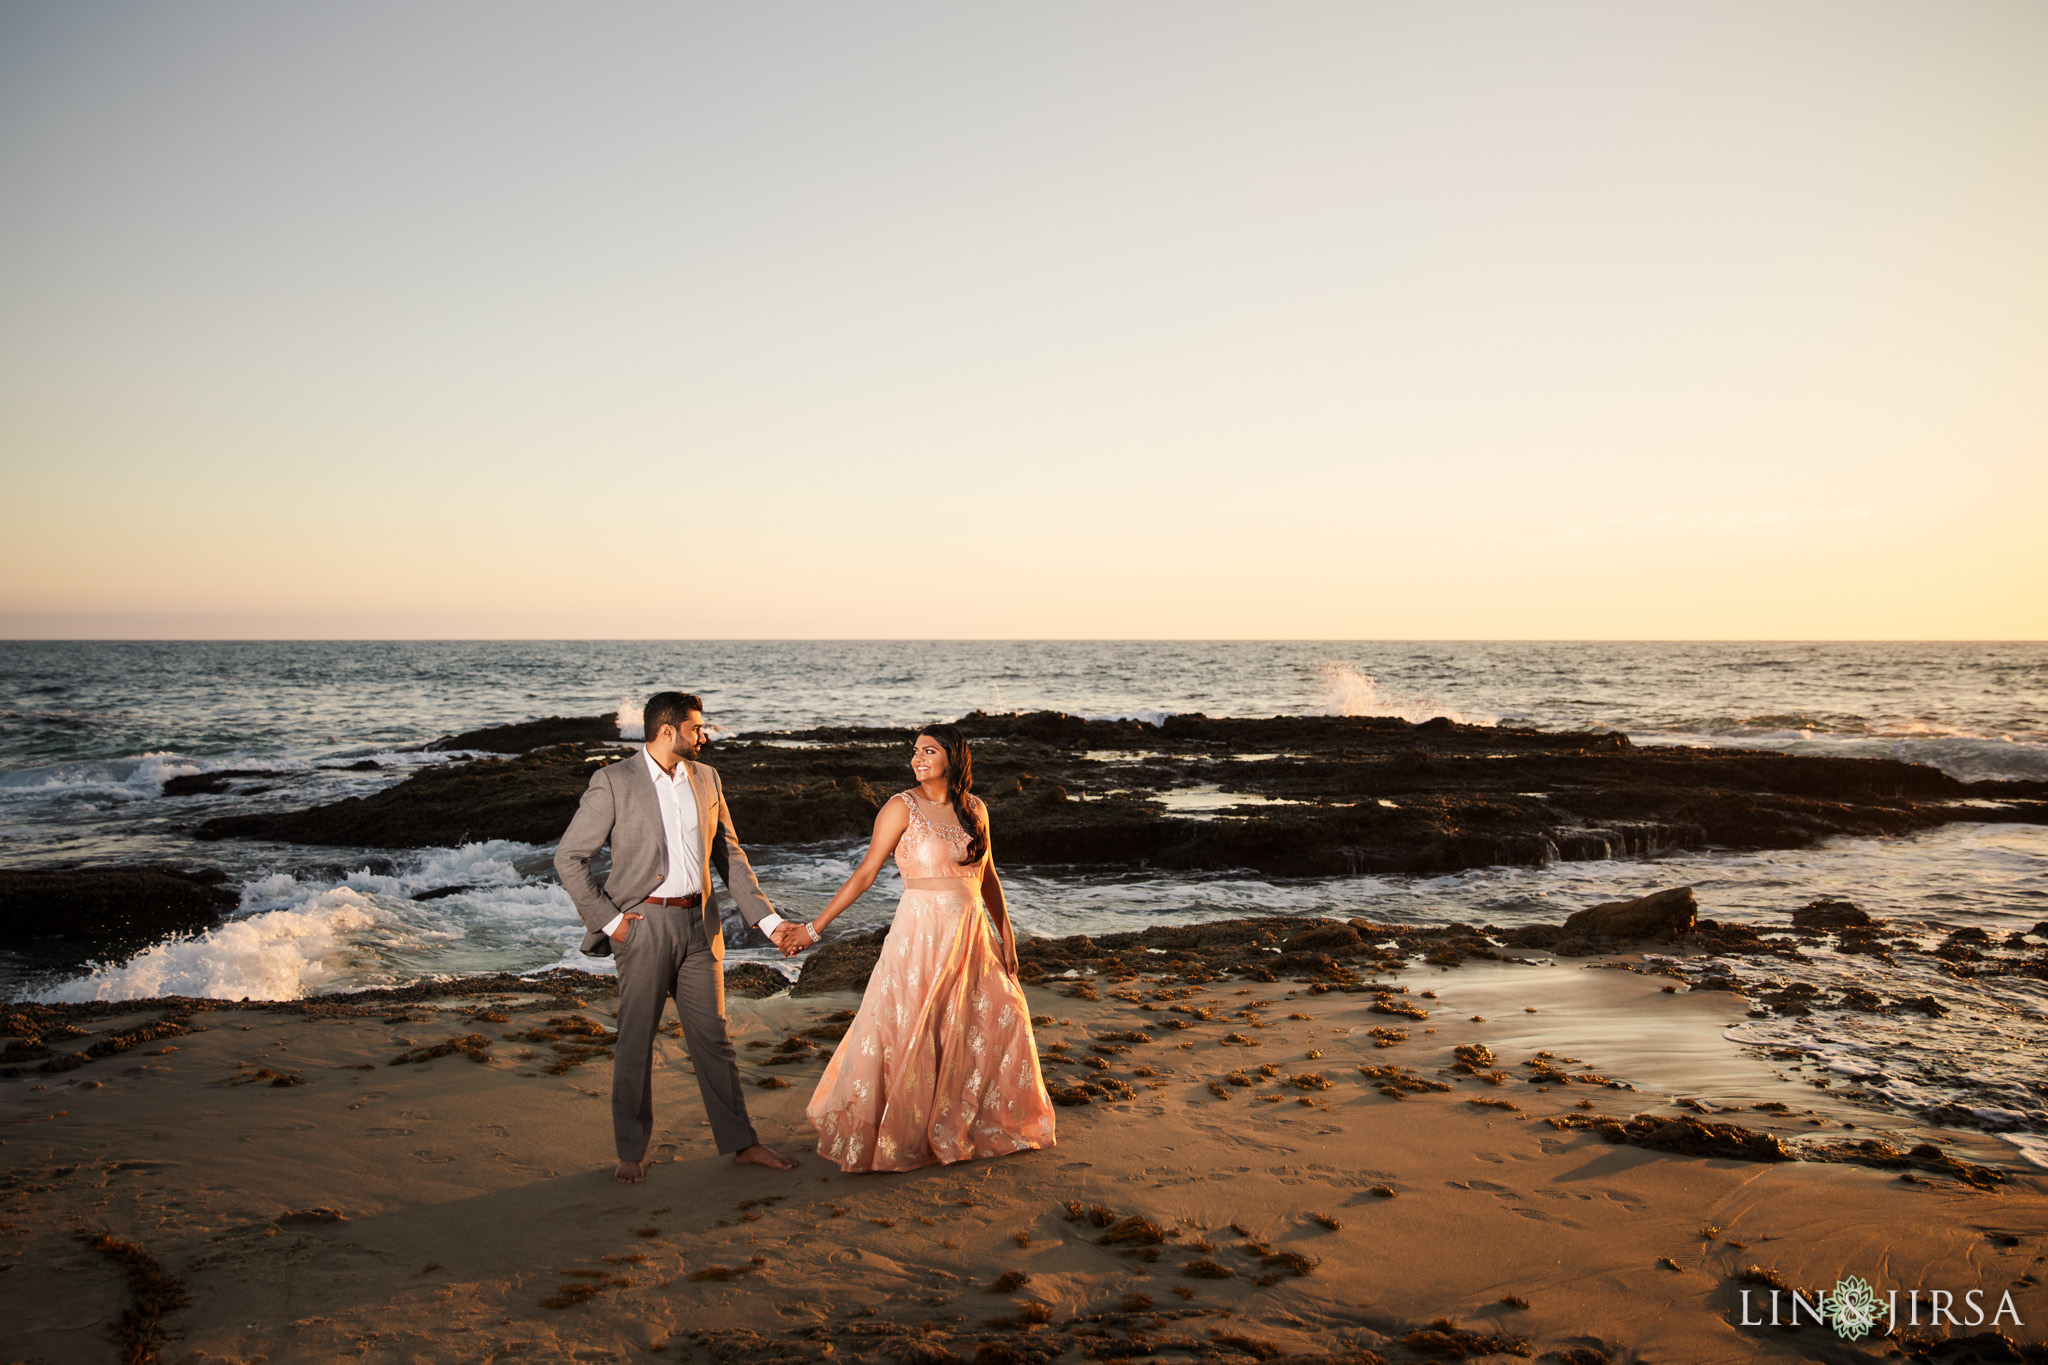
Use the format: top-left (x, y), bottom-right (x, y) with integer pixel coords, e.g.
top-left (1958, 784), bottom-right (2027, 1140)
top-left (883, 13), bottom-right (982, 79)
top-left (1312, 663), bottom-right (1498, 727)
top-left (43, 891), bottom-right (385, 1002)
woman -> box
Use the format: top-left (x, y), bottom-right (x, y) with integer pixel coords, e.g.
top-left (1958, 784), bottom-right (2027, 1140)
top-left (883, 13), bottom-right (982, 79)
top-left (792, 724), bottom-right (1056, 1172)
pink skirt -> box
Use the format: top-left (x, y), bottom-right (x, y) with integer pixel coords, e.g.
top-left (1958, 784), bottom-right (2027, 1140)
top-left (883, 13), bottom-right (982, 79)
top-left (806, 886), bottom-right (1056, 1172)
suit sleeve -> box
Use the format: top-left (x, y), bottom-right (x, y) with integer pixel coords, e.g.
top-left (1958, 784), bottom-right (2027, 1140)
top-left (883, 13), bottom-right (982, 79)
top-left (707, 769), bottom-right (775, 929)
top-left (554, 764), bottom-right (622, 936)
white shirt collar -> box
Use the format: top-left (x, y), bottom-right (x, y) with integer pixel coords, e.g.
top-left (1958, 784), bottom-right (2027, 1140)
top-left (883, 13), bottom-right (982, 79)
top-left (643, 747), bottom-right (688, 787)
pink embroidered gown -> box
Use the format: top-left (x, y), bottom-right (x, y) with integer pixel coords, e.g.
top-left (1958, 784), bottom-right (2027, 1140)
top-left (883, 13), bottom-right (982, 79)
top-left (806, 791), bottom-right (1057, 1173)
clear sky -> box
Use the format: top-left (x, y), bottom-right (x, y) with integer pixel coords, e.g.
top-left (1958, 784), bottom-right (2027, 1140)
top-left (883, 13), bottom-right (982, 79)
top-left (2, 2), bottom-right (2043, 639)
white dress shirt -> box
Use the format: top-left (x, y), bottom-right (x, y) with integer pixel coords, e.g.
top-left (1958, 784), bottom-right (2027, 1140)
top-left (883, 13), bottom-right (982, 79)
top-left (644, 749), bottom-right (703, 899)
top-left (603, 747), bottom-right (787, 939)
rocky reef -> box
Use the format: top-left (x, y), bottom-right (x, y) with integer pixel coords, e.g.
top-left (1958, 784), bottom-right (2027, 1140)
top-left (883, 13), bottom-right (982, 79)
top-left (0, 867), bottom-right (238, 961)
top-left (192, 710), bottom-right (2048, 880)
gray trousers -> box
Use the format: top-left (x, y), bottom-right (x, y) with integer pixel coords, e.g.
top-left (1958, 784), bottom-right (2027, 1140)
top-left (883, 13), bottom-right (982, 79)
top-left (611, 902), bottom-right (758, 1161)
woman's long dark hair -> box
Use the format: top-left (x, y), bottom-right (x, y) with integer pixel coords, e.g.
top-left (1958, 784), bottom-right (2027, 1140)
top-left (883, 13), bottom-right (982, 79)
top-left (917, 724), bottom-right (987, 866)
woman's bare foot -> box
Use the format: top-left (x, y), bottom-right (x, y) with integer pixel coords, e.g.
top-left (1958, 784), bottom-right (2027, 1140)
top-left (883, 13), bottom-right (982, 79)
top-left (614, 1159), bottom-right (646, 1184)
top-left (734, 1143), bottom-right (798, 1171)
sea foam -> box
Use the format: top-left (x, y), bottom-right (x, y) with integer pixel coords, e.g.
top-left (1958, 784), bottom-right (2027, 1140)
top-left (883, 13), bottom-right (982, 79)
top-left (1313, 663), bottom-right (1499, 727)
top-left (38, 840), bottom-right (593, 1003)
top-left (44, 890), bottom-right (383, 1002)
top-left (0, 751), bottom-right (210, 802)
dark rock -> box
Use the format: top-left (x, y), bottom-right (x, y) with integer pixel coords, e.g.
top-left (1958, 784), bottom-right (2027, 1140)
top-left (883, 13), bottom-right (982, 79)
top-left (161, 769), bottom-right (280, 797)
top-left (276, 1208), bottom-right (345, 1225)
top-left (1562, 887), bottom-right (1697, 941)
top-left (790, 912), bottom-right (1505, 996)
top-left (723, 777), bottom-right (890, 845)
top-left (197, 745), bottom-right (604, 848)
top-left (1805, 1138), bottom-right (2004, 1191)
top-left (1690, 919), bottom-right (1793, 957)
top-left (1495, 924), bottom-right (1564, 949)
top-left (1282, 923), bottom-right (1365, 954)
top-left (1895, 1330), bottom-right (2030, 1362)
top-left (187, 710), bottom-right (2046, 878)
top-left (1556, 1111), bottom-right (1795, 1162)
top-left (722, 963), bottom-right (789, 999)
top-left (1022, 933), bottom-right (1101, 965)
top-left (1268, 950), bottom-right (1340, 975)
top-left (1834, 927), bottom-right (1894, 963)
top-left (0, 868), bottom-right (236, 958)
top-left (161, 773), bottom-right (230, 797)
top-left (426, 715), bottom-right (622, 753)
top-left (1791, 898), bottom-right (1872, 930)
top-left (790, 930), bottom-right (889, 996)
top-left (1758, 983), bottom-right (1820, 1015)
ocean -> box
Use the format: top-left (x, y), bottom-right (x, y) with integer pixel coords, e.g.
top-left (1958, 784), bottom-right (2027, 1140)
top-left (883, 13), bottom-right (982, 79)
top-left (3, 640), bottom-right (2044, 1161)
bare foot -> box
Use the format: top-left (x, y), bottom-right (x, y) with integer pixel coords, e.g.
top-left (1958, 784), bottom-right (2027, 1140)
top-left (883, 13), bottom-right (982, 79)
top-left (734, 1143), bottom-right (798, 1171)
top-left (614, 1158), bottom-right (646, 1184)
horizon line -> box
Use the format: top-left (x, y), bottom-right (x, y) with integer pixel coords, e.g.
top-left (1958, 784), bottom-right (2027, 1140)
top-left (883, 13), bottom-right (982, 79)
top-left (3, 635), bottom-right (2045, 646)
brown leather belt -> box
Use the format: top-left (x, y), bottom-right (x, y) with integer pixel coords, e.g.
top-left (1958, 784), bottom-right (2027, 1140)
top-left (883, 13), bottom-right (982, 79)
top-left (643, 893), bottom-right (702, 908)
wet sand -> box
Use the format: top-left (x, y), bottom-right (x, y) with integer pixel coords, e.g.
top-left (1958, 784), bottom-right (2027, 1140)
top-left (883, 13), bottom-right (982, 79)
top-left (3, 962), bottom-right (2043, 1365)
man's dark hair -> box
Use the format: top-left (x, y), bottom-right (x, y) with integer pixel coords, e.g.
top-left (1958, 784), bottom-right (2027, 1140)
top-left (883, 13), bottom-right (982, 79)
top-left (643, 691), bottom-right (704, 741)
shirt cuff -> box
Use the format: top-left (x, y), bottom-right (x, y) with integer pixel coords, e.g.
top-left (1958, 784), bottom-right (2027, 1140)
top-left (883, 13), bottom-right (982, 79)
top-left (758, 912), bottom-right (785, 934)
top-left (602, 911), bottom-right (624, 938)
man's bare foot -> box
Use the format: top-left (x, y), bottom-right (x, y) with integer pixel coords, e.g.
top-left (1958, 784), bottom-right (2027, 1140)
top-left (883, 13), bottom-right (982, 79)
top-left (614, 1158), bottom-right (646, 1184)
top-left (734, 1143), bottom-right (798, 1171)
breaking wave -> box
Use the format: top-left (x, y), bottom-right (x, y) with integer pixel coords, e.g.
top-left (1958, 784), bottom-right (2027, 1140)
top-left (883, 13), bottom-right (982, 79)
top-left (36, 841), bottom-right (596, 1003)
top-left (1312, 663), bottom-right (1500, 727)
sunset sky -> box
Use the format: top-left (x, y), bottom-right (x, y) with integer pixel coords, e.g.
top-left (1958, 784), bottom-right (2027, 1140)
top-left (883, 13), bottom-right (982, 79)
top-left (2, 2), bottom-right (2043, 639)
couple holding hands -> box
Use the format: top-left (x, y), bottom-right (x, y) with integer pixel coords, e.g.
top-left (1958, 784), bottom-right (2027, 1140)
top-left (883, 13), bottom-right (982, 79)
top-left (553, 691), bottom-right (1057, 1183)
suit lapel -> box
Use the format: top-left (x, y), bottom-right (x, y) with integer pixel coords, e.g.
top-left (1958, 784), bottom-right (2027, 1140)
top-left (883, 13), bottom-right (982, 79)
top-left (621, 750), bottom-right (667, 880)
top-left (686, 759), bottom-right (715, 899)
top-left (684, 765), bottom-right (716, 933)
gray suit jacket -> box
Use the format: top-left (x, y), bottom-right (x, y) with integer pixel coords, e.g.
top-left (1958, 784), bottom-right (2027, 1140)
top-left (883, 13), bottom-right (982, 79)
top-left (553, 749), bottom-right (775, 962)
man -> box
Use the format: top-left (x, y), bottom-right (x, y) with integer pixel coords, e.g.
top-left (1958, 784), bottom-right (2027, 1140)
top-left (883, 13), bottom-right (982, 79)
top-left (554, 690), bottom-right (811, 1182)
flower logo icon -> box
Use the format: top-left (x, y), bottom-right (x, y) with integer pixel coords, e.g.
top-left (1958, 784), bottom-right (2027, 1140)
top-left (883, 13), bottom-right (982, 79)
top-left (1829, 1275), bottom-right (1881, 1340)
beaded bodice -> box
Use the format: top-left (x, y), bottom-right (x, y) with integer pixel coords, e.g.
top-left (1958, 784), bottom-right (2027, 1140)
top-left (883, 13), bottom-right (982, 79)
top-left (894, 790), bottom-right (983, 881)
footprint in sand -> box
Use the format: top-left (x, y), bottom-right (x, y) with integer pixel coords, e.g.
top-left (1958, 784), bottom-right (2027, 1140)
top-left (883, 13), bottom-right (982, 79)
top-left (412, 1150), bottom-right (458, 1164)
top-left (367, 1127), bottom-right (414, 1137)
top-left (476, 1123), bottom-right (511, 1137)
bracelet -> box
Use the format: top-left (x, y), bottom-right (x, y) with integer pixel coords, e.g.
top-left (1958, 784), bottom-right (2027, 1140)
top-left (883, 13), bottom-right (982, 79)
top-left (808, 923), bottom-right (822, 944)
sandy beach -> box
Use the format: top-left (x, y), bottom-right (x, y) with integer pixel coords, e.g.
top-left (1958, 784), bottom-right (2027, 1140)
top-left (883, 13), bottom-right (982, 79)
top-left (7, 0), bottom-right (2046, 1347)
top-left (5, 953), bottom-right (2042, 1365)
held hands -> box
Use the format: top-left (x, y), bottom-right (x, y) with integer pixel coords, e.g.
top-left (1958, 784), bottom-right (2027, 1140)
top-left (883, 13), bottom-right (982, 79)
top-left (771, 921), bottom-right (819, 958)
